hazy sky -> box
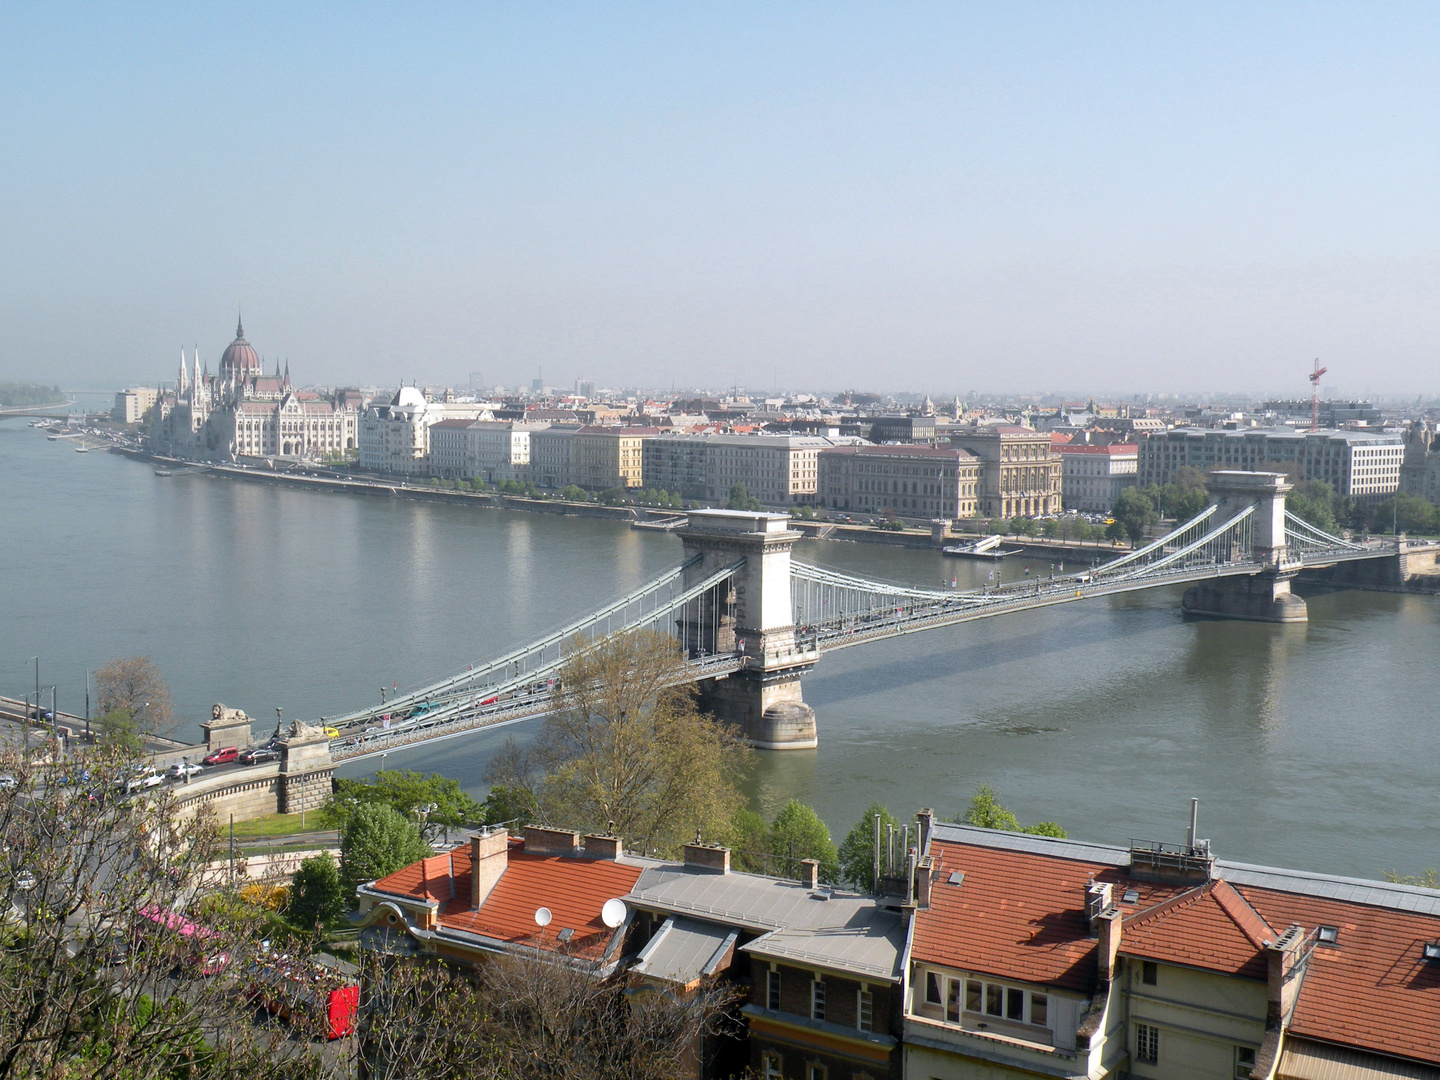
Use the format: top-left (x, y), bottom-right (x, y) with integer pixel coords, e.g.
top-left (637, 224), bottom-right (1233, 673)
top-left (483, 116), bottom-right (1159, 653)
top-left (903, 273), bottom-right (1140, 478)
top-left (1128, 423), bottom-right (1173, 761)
top-left (3, 3), bottom-right (1438, 397)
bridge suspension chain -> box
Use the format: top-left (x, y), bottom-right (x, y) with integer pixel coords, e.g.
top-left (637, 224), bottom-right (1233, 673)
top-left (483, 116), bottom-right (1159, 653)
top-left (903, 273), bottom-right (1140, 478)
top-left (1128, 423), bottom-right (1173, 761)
top-left (1283, 510), bottom-right (1365, 554)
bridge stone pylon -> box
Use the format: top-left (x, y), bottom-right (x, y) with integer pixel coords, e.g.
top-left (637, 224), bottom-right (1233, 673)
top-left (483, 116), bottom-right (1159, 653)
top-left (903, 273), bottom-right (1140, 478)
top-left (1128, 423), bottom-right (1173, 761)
top-left (678, 510), bottom-right (819, 750)
top-left (1181, 471), bottom-right (1307, 623)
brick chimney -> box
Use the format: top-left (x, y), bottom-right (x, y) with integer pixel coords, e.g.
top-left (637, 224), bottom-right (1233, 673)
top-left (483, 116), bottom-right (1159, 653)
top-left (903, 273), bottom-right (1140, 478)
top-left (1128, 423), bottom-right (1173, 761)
top-left (522, 825), bottom-right (581, 856)
top-left (916, 808), bottom-right (935, 851)
top-left (800, 858), bottom-right (820, 889)
top-left (470, 827), bottom-right (510, 910)
top-left (1265, 925), bottom-right (1306, 1028)
top-left (682, 842), bottom-right (730, 874)
top-left (583, 833), bottom-right (622, 860)
top-left (1096, 906), bottom-right (1122, 982)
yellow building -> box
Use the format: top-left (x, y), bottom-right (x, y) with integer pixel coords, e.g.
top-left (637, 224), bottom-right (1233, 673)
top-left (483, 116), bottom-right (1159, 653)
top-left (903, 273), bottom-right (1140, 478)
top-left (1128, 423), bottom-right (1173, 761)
top-left (572, 425), bottom-right (658, 490)
top-left (949, 425), bottom-right (1062, 518)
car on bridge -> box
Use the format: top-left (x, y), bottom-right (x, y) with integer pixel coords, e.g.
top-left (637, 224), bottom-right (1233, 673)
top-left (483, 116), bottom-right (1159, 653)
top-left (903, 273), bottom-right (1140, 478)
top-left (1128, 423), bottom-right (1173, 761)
top-left (238, 746), bottom-right (280, 766)
top-left (202, 746), bottom-right (239, 766)
top-left (119, 766), bottom-right (164, 795)
top-left (166, 761), bottom-right (202, 781)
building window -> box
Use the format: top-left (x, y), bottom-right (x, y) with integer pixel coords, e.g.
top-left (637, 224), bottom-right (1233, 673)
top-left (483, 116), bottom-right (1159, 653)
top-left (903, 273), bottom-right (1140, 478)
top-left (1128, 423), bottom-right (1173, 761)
top-left (965, 979), bottom-right (982, 1013)
top-left (1317, 925), bottom-right (1339, 945)
top-left (1135, 1023), bottom-right (1159, 1065)
top-left (1030, 994), bottom-right (1047, 1027)
top-left (1006, 987), bottom-right (1024, 1021)
top-left (1235, 1046), bottom-right (1256, 1078)
top-left (767, 969), bottom-right (781, 1011)
top-left (857, 988), bottom-right (874, 1031)
top-left (762, 1051), bottom-right (782, 1079)
top-left (811, 979), bottom-right (826, 1021)
top-left (1141, 960), bottom-right (1158, 985)
top-left (985, 983), bottom-right (1003, 1016)
top-left (806, 1064), bottom-right (827, 1080)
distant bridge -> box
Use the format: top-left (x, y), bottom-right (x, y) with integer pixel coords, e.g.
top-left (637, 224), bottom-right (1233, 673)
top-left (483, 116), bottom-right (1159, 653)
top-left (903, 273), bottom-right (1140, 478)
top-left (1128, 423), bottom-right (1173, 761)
top-left (325, 471), bottom-right (1422, 759)
top-left (0, 402), bottom-right (77, 421)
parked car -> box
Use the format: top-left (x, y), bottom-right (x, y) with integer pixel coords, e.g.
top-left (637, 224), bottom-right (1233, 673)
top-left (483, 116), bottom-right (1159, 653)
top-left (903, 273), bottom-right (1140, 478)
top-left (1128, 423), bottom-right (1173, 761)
top-left (238, 746), bottom-right (280, 766)
top-left (0, 774), bottom-right (17, 792)
top-left (201, 747), bottom-right (239, 767)
top-left (166, 760), bottom-right (202, 781)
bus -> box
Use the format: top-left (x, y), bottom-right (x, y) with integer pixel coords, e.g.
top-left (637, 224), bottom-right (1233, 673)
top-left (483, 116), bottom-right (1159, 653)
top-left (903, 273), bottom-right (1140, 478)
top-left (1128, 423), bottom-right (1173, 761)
top-left (133, 905), bottom-right (230, 975)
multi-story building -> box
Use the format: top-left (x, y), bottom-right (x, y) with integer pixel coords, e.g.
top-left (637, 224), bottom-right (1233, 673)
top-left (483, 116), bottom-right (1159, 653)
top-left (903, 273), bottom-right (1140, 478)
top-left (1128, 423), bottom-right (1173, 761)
top-left (1400, 419), bottom-right (1440, 505)
top-left (642, 434), bottom-right (712, 500)
top-left (1057, 443), bottom-right (1138, 513)
top-left (528, 424), bottom-right (582, 489)
top-left (357, 388), bottom-right (495, 475)
top-left (572, 426), bottom-right (659, 490)
top-left (817, 444), bottom-right (979, 521)
top-left (428, 420), bottom-right (548, 482)
top-left (906, 818), bottom-right (1440, 1080)
top-left (947, 425), bottom-right (1062, 518)
top-left (642, 433), bottom-right (855, 507)
top-left (114, 387), bottom-right (158, 424)
top-left (1139, 428), bottom-right (1405, 501)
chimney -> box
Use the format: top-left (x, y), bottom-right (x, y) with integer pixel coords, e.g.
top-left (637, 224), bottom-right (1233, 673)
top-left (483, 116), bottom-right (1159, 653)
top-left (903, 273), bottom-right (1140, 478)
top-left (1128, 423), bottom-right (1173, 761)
top-left (470, 827), bottom-right (510, 910)
top-left (916, 808), bottom-right (935, 852)
top-left (1265, 925), bottom-right (1306, 1028)
top-left (1085, 880), bottom-right (1113, 933)
top-left (583, 833), bottom-right (622, 860)
top-left (1096, 906), bottom-right (1122, 982)
top-left (522, 825), bottom-right (581, 856)
top-left (913, 853), bottom-right (936, 909)
top-left (682, 842), bottom-right (730, 874)
top-left (800, 858), bottom-right (820, 889)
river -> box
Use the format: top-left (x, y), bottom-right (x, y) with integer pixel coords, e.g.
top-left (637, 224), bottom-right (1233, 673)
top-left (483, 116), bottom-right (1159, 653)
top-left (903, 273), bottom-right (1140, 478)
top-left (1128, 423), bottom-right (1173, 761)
top-left (2, 420), bottom-right (1436, 880)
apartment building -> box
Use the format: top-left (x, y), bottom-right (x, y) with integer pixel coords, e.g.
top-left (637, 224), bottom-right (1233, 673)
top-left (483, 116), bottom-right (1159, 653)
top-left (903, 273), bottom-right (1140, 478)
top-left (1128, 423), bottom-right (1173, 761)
top-left (428, 420), bottom-right (548, 482)
top-left (1401, 419), bottom-right (1440, 505)
top-left (948, 426), bottom-right (1062, 518)
top-left (905, 819), bottom-right (1440, 1080)
top-left (817, 444), bottom-right (980, 521)
top-left (1057, 443), bottom-right (1138, 513)
top-left (642, 433), bottom-right (854, 507)
top-left (572, 426), bottom-right (659, 490)
top-left (357, 387), bottom-right (495, 475)
top-left (114, 386), bottom-right (158, 424)
top-left (1139, 428), bottom-right (1405, 501)
top-left (527, 423), bottom-right (582, 489)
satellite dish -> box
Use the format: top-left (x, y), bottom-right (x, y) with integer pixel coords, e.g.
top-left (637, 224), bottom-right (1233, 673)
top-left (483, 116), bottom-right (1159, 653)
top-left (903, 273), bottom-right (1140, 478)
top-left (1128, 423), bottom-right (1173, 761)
top-left (601, 898), bottom-right (627, 929)
top-left (534, 906), bottom-right (552, 928)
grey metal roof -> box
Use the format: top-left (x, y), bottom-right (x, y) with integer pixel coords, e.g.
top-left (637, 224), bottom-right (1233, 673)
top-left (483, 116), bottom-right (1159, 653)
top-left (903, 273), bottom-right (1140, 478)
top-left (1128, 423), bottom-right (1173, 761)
top-left (928, 822), bottom-right (1440, 918)
top-left (631, 916), bottom-right (737, 986)
top-left (626, 864), bottom-right (905, 981)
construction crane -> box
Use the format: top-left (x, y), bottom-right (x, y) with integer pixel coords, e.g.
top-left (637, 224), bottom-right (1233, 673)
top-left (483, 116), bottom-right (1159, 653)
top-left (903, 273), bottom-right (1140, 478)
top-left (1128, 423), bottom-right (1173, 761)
top-left (1308, 358), bottom-right (1327, 432)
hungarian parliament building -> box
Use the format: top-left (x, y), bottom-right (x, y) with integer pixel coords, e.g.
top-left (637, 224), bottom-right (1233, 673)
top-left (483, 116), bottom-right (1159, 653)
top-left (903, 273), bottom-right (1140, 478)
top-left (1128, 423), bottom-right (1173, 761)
top-left (153, 318), bottom-right (362, 461)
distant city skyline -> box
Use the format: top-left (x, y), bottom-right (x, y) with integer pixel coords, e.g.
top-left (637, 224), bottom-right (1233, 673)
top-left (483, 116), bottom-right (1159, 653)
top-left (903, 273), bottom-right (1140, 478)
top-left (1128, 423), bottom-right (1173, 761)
top-left (3, 4), bottom-right (1439, 396)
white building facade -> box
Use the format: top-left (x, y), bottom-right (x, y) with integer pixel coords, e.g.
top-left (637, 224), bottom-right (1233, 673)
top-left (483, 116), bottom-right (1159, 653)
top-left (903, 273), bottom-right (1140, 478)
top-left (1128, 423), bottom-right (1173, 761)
top-left (1058, 443), bottom-right (1138, 513)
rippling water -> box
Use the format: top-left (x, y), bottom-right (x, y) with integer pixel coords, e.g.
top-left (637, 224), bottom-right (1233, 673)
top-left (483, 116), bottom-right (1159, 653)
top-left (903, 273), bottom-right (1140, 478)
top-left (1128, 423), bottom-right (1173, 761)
top-left (2, 422), bottom-right (1435, 879)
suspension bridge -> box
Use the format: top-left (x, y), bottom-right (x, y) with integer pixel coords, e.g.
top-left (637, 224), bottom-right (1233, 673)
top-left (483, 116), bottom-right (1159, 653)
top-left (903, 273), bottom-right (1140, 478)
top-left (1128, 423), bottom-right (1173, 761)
top-left (318, 471), bottom-right (1420, 760)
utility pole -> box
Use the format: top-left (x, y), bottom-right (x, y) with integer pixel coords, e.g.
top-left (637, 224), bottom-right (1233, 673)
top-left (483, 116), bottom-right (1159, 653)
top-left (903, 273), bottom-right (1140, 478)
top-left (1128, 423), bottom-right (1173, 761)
top-left (85, 670), bottom-right (90, 743)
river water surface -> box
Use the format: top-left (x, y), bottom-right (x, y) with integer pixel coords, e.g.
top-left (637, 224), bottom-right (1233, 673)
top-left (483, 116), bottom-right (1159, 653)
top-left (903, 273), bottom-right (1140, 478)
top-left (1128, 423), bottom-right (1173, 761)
top-left (2, 422), bottom-right (1436, 879)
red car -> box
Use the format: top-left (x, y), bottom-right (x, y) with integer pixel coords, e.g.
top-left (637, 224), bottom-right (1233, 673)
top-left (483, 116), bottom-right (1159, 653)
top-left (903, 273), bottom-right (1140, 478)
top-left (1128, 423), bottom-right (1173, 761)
top-left (202, 746), bottom-right (238, 766)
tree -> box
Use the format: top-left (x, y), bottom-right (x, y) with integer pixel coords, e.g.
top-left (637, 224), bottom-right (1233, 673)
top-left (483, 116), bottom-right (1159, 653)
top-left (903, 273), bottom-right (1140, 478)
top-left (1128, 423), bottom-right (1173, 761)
top-left (94, 656), bottom-right (174, 737)
top-left (725, 483), bottom-right (763, 511)
top-left (0, 744), bottom-right (334, 1080)
top-left (767, 799), bottom-right (840, 883)
top-left (1287, 480), bottom-right (1340, 534)
top-left (485, 629), bottom-right (748, 856)
top-left (327, 770), bottom-right (484, 841)
top-left (960, 784), bottom-right (1066, 837)
top-left (339, 803), bottom-right (430, 896)
top-left (837, 802), bottom-right (900, 892)
top-left (1112, 487), bottom-right (1157, 544)
top-left (1105, 519), bottom-right (1128, 543)
top-left (94, 706), bottom-right (144, 752)
top-left (288, 852), bottom-right (348, 931)
top-left (728, 808), bottom-right (770, 873)
top-left (1370, 494), bottom-right (1440, 536)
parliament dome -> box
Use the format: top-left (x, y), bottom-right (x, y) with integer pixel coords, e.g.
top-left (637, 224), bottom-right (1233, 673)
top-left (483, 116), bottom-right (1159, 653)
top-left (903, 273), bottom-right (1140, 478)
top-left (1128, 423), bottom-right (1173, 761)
top-left (220, 316), bottom-right (262, 380)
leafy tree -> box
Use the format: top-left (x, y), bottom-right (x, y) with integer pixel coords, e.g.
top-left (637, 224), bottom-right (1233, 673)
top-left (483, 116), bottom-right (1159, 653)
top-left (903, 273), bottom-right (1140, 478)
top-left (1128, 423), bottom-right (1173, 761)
top-left (327, 769), bottom-right (484, 841)
top-left (485, 629), bottom-right (748, 856)
top-left (479, 782), bottom-right (540, 827)
top-left (1105, 520), bottom-right (1128, 543)
top-left (726, 483), bottom-right (763, 511)
top-left (1370, 494), bottom-right (1440, 536)
top-left (728, 808), bottom-right (770, 872)
top-left (1385, 867), bottom-right (1440, 888)
top-left (959, 784), bottom-right (1066, 837)
top-left (837, 802), bottom-right (900, 891)
top-left (1112, 487), bottom-right (1158, 543)
top-left (94, 656), bottom-right (174, 736)
top-left (1010, 516), bottom-right (1036, 536)
top-left (288, 851), bottom-right (348, 931)
top-left (767, 799), bottom-right (840, 883)
top-left (94, 707), bottom-right (144, 752)
top-left (1287, 480), bottom-right (1340, 533)
top-left (339, 802), bottom-right (430, 896)
top-left (560, 484), bottom-right (588, 502)
top-left (1041, 518), bottom-right (1063, 539)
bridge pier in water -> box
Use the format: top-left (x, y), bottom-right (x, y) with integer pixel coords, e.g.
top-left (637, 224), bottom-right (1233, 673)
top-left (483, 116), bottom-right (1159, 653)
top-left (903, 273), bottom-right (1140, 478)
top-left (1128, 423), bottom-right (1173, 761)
top-left (678, 510), bottom-right (819, 750)
top-left (1181, 471), bottom-right (1307, 624)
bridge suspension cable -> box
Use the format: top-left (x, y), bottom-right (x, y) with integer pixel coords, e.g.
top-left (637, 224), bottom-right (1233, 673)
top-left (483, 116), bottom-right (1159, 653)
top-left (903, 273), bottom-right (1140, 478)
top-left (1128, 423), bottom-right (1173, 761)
top-left (1283, 510), bottom-right (1365, 555)
top-left (328, 555), bottom-right (741, 730)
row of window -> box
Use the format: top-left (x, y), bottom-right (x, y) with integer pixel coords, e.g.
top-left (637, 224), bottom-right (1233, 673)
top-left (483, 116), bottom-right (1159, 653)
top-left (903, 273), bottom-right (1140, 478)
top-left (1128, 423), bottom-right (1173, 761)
top-left (1131, 1023), bottom-right (1255, 1078)
top-left (924, 972), bottom-right (1050, 1029)
top-left (764, 968), bottom-right (875, 1032)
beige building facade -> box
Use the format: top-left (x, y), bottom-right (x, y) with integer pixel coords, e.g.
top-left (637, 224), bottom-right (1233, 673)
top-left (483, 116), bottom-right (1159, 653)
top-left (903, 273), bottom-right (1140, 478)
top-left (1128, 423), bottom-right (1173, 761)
top-left (818, 444), bottom-right (979, 520)
top-left (949, 425), bottom-right (1062, 518)
top-left (571, 426), bottom-right (658, 490)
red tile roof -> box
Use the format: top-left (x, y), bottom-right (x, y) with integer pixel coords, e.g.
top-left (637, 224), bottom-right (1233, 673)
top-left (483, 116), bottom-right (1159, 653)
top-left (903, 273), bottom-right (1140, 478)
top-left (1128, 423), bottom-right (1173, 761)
top-left (913, 840), bottom-right (1189, 992)
top-left (1055, 443), bottom-right (1138, 455)
top-left (1239, 885), bottom-right (1440, 1067)
top-left (1120, 880), bottom-right (1273, 980)
top-left (371, 843), bottom-right (644, 960)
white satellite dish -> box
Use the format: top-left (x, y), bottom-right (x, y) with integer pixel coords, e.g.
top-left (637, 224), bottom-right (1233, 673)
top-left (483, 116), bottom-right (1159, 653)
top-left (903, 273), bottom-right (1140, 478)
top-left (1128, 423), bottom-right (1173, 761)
top-left (601, 898), bottom-right (627, 929)
top-left (534, 906), bottom-right (552, 928)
